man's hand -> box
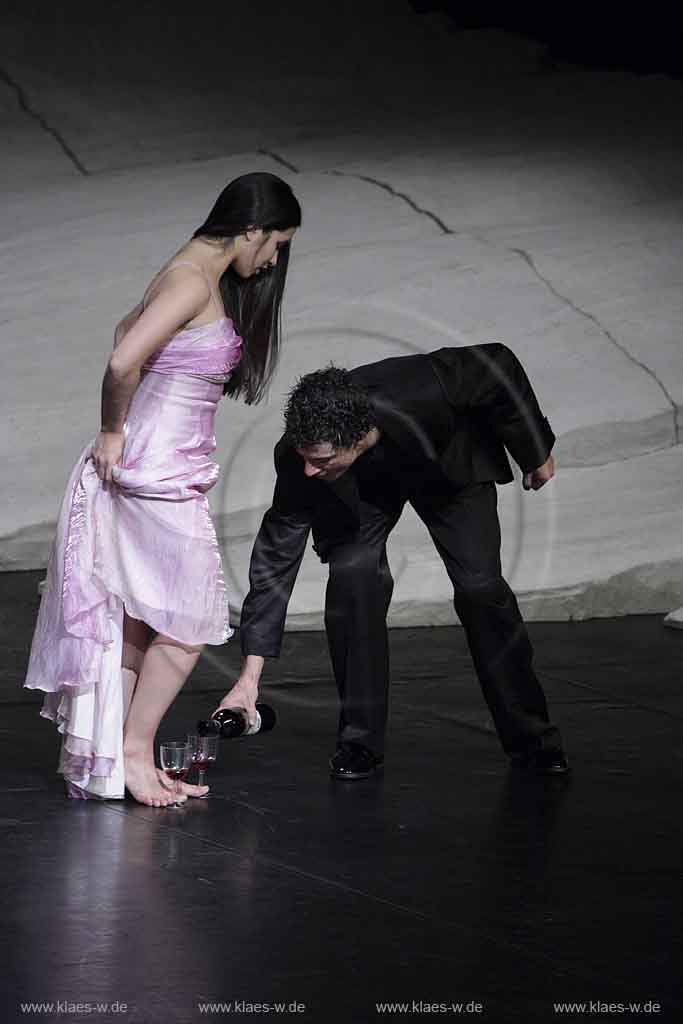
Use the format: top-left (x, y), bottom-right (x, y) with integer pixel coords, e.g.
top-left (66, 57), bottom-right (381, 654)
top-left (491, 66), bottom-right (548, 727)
top-left (523, 454), bottom-right (555, 491)
top-left (213, 657), bottom-right (264, 727)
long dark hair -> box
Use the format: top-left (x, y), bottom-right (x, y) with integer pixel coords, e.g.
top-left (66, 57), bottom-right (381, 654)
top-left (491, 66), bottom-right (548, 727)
top-left (193, 172), bottom-right (301, 404)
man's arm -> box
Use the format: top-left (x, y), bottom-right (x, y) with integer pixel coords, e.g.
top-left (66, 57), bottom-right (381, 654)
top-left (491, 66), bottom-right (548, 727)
top-left (214, 442), bottom-right (312, 722)
top-left (429, 343), bottom-right (556, 475)
top-left (239, 487), bottom-right (312, 659)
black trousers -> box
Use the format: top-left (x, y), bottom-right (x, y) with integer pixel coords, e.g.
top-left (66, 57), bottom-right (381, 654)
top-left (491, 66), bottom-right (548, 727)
top-left (323, 475), bottom-right (562, 757)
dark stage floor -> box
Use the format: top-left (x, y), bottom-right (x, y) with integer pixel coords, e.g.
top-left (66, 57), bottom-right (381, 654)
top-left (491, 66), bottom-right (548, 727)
top-left (2, 571), bottom-right (682, 1022)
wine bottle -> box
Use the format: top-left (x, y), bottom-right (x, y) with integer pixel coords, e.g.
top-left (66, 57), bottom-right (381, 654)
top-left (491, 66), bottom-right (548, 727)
top-left (197, 702), bottom-right (277, 739)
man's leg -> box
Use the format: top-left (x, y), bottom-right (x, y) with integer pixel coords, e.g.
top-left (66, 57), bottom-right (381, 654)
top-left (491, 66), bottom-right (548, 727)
top-left (324, 499), bottom-right (404, 760)
top-left (411, 481), bottom-right (564, 759)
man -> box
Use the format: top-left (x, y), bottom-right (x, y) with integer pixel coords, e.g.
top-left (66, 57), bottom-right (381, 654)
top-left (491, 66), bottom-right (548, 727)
top-left (219, 342), bottom-right (569, 780)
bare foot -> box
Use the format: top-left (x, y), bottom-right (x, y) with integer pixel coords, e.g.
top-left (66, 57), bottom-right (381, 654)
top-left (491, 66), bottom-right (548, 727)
top-left (124, 752), bottom-right (186, 807)
top-left (157, 769), bottom-right (209, 799)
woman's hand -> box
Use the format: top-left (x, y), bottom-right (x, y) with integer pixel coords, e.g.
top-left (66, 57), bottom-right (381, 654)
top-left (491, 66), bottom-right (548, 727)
top-left (90, 430), bottom-right (124, 483)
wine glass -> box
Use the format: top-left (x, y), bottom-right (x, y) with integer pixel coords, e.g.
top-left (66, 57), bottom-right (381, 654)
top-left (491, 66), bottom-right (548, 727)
top-left (159, 741), bottom-right (192, 807)
top-left (186, 733), bottom-right (219, 798)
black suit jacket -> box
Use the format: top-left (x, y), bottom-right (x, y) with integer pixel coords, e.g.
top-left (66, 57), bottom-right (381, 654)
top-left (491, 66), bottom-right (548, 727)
top-left (239, 343), bottom-right (555, 657)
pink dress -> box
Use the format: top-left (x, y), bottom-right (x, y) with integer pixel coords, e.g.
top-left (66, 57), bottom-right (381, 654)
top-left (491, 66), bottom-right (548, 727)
top-left (24, 262), bottom-right (242, 798)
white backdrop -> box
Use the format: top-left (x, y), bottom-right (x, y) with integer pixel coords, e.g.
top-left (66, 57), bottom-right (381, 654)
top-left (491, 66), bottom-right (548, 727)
top-left (2, 8), bottom-right (682, 626)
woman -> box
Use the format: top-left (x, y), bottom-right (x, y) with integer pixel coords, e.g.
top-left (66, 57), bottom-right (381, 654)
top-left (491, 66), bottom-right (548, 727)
top-left (24, 172), bottom-right (301, 807)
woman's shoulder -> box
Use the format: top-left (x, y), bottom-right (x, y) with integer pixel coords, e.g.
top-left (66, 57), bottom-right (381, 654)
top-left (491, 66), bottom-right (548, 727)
top-left (140, 263), bottom-right (216, 336)
top-left (143, 261), bottom-right (211, 308)
top-left (113, 260), bottom-right (214, 349)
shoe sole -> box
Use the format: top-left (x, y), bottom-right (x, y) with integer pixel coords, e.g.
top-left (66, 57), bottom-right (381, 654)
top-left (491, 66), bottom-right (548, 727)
top-left (329, 763), bottom-right (384, 781)
top-left (511, 752), bottom-right (571, 776)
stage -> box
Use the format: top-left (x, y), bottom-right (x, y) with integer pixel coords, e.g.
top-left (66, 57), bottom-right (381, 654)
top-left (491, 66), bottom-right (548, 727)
top-left (3, 570), bottom-right (681, 1022)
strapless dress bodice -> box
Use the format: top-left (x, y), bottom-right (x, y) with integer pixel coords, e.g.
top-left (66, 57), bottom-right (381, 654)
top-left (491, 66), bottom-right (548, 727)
top-left (142, 316), bottom-right (242, 382)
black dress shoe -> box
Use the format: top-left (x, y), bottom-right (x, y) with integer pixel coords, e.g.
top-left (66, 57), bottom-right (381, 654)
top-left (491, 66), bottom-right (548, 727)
top-left (329, 743), bottom-right (384, 780)
top-left (515, 747), bottom-right (571, 776)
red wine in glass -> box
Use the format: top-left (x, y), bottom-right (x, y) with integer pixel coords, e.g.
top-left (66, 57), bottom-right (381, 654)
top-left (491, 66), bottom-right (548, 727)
top-left (159, 741), bottom-right (191, 806)
top-left (186, 734), bottom-right (218, 797)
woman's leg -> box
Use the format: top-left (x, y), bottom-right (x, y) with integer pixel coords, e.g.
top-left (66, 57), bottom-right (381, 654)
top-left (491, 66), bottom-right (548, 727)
top-left (122, 625), bottom-right (206, 805)
top-left (121, 611), bottom-right (152, 725)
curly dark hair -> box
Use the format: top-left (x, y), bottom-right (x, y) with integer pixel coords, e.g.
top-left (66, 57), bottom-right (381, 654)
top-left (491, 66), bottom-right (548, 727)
top-left (283, 365), bottom-right (375, 450)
